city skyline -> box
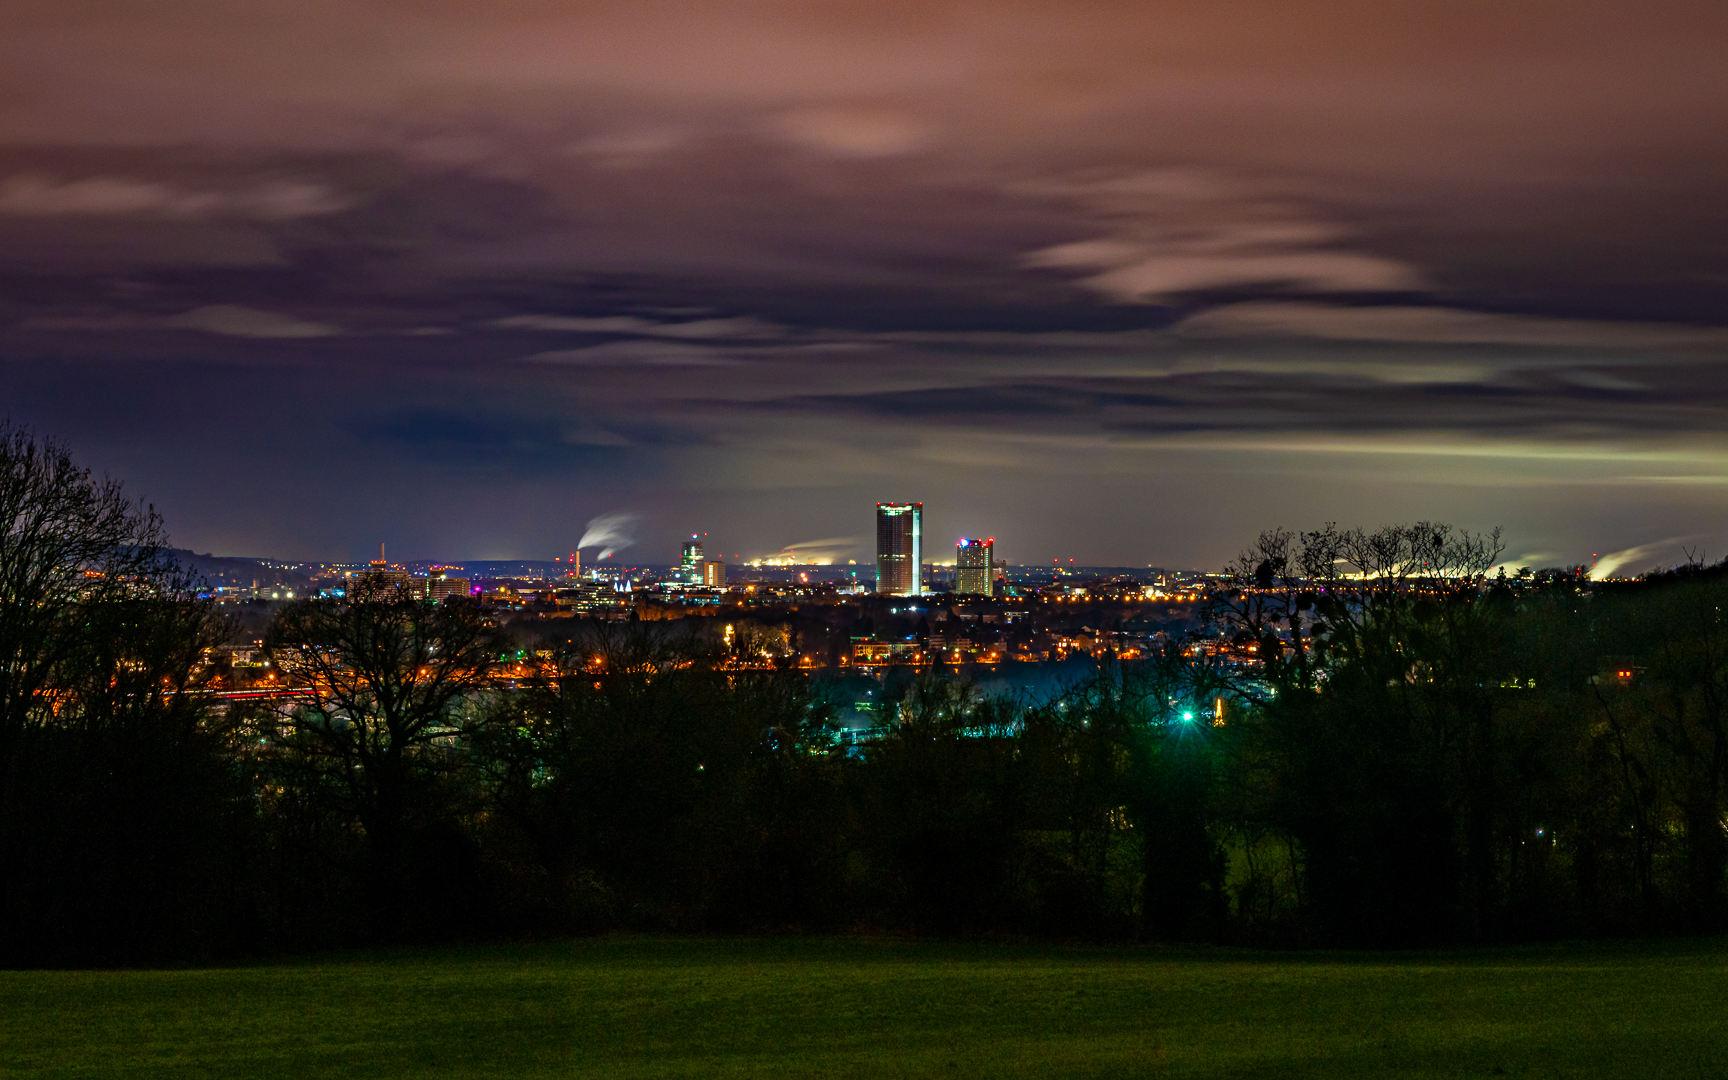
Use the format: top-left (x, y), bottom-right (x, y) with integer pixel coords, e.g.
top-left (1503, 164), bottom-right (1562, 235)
top-left (3, 3), bottom-right (1726, 572)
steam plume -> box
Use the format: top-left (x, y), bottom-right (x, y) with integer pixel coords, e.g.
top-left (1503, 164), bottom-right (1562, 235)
top-left (1590, 537), bottom-right (1694, 580)
top-left (577, 512), bottom-right (639, 560)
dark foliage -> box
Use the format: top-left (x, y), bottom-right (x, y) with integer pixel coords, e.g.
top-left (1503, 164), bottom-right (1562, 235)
top-left (0, 424), bottom-right (248, 966)
top-left (5, 427), bottom-right (1728, 963)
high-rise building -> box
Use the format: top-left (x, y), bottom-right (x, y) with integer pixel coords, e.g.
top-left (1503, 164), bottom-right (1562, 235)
top-left (956, 537), bottom-right (994, 597)
top-left (702, 560), bottom-right (726, 587)
top-left (348, 543), bottom-right (411, 599)
top-left (875, 502), bottom-right (922, 596)
top-left (423, 567), bottom-right (471, 602)
top-left (680, 537), bottom-right (704, 583)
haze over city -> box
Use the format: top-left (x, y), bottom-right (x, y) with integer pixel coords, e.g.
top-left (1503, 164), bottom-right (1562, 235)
top-left (4, 1), bottom-right (1727, 570)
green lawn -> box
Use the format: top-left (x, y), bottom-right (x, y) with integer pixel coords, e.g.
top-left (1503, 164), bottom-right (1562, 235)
top-left (2, 937), bottom-right (1723, 1079)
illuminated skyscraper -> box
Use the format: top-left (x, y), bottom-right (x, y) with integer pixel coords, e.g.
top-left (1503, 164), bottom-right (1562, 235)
top-left (956, 537), bottom-right (994, 597)
top-left (423, 567), bottom-right (471, 602)
top-left (348, 542), bottom-right (410, 598)
top-left (680, 536), bottom-right (704, 583)
top-left (875, 502), bottom-right (922, 596)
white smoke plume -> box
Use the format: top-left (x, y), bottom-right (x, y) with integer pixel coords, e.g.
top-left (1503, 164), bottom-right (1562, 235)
top-left (1589, 537), bottom-right (1696, 580)
top-left (577, 512), bottom-right (639, 560)
top-left (756, 536), bottom-right (861, 565)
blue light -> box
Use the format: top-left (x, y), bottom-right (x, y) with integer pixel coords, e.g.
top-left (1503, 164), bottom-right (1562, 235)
top-left (1181, 711), bottom-right (1195, 723)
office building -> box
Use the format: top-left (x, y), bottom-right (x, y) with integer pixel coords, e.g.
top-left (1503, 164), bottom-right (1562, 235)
top-left (702, 560), bottom-right (727, 587)
top-left (875, 502), bottom-right (922, 597)
top-left (681, 537), bottom-right (704, 583)
top-left (348, 544), bottom-right (411, 598)
top-left (956, 537), bottom-right (994, 597)
top-left (423, 567), bottom-right (471, 602)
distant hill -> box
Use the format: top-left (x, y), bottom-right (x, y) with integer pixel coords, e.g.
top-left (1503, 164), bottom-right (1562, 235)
top-left (168, 549), bottom-right (313, 589)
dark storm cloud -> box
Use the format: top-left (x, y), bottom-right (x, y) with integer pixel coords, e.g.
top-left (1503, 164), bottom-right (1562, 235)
top-left (366, 407), bottom-right (702, 472)
top-left (2, 0), bottom-right (1726, 566)
top-left (709, 303), bottom-right (1728, 442)
top-left (753, 361), bottom-right (1716, 443)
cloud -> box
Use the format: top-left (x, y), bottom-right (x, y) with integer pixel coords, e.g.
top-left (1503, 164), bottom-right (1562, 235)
top-left (366, 409), bottom-right (640, 472)
top-left (741, 350), bottom-right (1728, 449)
top-left (520, 340), bottom-right (745, 366)
top-left (165, 305), bottom-right (342, 339)
top-left (772, 105), bottom-right (931, 158)
top-left (2, 3), bottom-right (1728, 571)
top-left (578, 512), bottom-right (639, 560)
top-left (1034, 250), bottom-right (1423, 301)
top-left (494, 314), bottom-right (786, 339)
top-left (0, 175), bottom-right (353, 220)
top-left (1021, 171), bottom-right (1424, 301)
top-left (23, 305), bottom-right (341, 338)
top-left (566, 129), bottom-right (693, 166)
top-left (1177, 302), bottom-right (1728, 349)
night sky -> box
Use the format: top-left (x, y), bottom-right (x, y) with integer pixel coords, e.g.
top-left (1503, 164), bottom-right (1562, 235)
top-left (4, 1), bottom-right (1727, 571)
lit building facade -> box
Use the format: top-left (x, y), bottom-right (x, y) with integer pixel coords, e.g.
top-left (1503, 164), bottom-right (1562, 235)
top-left (956, 537), bottom-right (994, 597)
top-left (851, 637), bottom-right (924, 666)
top-left (347, 547), bottom-right (411, 599)
top-left (875, 502), bottom-right (922, 596)
top-left (702, 560), bottom-right (726, 587)
top-left (680, 537), bottom-right (705, 583)
top-left (423, 567), bottom-right (471, 602)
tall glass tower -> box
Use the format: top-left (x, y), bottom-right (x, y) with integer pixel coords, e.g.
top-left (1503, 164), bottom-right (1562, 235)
top-left (680, 537), bottom-right (704, 583)
top-left (956, 537), bottom-right (994, 596)
top-left (875, 502), bottom-right (922, 597)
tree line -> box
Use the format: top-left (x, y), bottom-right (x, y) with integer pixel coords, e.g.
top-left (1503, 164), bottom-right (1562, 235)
top-left (2, 426), bottom-right (1726, 965)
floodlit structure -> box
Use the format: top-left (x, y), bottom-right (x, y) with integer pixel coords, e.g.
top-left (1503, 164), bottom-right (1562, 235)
top-left (680, 537), bottom-right (704, 583)
top-left (956, 537), bottom-right (994, 597)
top-left (423, 567), bottom-right (471, 601)
top-left (875, 502), bottom-right (922, 596)
top-left (347, 542), bottom-right (411, 598)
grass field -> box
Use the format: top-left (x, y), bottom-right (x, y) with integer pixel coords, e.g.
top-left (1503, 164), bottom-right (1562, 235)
top-left (2, 937), bottom-right (1724, 1079)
